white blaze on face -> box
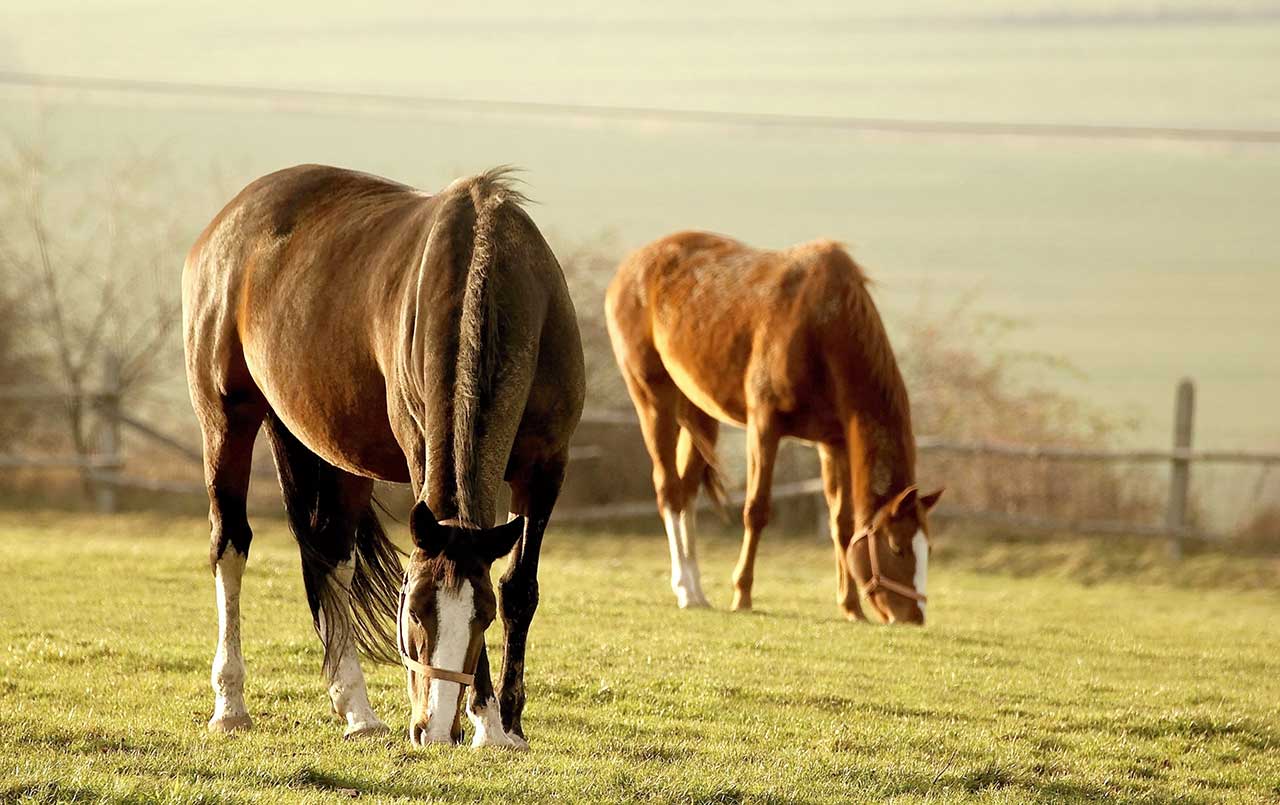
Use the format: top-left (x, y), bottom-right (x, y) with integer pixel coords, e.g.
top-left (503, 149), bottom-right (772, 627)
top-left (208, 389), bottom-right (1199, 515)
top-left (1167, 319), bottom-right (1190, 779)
top-left (912, 530), bottom-right (929, 617)
top-left (423, 579), bottom-right (475, 743)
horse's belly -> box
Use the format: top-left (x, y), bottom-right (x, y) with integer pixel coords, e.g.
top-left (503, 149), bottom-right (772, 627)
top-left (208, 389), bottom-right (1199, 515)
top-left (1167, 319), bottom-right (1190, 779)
top-left (274, 407), bottom-right (411, 483)
top-left (657, 342), bottom-right (748, 427)
top-left (244, 349), bottom-right (411, 483)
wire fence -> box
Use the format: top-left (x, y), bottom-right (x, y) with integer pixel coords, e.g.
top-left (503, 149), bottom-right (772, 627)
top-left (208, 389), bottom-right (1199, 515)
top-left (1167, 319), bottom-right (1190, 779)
top-left (2, 373), bottom-right (1275, 559)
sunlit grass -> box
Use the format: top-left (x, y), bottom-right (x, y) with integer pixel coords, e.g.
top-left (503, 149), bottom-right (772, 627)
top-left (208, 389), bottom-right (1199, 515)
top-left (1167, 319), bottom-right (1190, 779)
top-left (0, 511), bottom-right (1276, 803)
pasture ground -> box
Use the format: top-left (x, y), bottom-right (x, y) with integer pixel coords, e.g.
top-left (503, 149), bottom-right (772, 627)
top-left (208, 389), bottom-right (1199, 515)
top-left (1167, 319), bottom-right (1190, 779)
top-left (0, 511), bottom-right (1277, 803)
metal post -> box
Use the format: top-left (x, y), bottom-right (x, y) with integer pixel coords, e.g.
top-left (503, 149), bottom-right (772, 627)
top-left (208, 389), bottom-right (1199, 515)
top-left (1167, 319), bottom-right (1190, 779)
top-left (94, 356), bottom-right (122, 514)
top-left (1166, 378), bottom-right (1195, 559)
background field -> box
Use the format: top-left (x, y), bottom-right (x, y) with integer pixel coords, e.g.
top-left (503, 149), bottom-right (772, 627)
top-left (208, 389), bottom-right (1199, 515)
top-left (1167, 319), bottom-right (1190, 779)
top-left (1, 513), bottom-right (1277, 804)
top-left (4, 1), bottom-right (1280, 453)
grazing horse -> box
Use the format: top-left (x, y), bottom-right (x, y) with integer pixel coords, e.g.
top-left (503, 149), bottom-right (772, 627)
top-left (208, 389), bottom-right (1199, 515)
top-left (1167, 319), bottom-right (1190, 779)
top-left (184, 165), bottom-right (583, 747)
top-left (605, 232), bottom-right (941, 624)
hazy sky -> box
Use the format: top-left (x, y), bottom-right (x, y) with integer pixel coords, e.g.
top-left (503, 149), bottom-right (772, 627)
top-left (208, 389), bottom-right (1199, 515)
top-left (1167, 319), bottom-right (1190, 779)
top-left (7, 1), bottom-right (1280, 126)
top-left (4, 2), bottom-right (1279, 454)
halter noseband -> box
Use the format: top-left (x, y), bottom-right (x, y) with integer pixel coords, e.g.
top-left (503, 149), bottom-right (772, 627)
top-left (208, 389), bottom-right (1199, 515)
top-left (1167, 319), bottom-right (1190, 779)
top-left (850, 524), bottom-right (928, 605)
top-left (396, 584), bottom-right (476, 688)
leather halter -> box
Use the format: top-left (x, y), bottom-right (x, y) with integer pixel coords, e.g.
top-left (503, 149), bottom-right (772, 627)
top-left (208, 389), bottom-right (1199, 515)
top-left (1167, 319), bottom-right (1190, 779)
top-left (396, 584), bottom-right (476, 687)
top-left (850, 491), bottom-right (928, 605)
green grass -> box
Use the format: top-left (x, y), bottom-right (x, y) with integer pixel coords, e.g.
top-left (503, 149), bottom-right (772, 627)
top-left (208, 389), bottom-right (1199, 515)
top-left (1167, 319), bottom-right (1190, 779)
top-left (1, 512), bottom-right (1277, 804)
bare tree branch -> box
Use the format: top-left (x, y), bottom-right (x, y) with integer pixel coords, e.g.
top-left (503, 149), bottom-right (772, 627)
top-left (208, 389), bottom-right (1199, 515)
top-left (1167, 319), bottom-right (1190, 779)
top-left (1, 136), bottom-right (187, 488)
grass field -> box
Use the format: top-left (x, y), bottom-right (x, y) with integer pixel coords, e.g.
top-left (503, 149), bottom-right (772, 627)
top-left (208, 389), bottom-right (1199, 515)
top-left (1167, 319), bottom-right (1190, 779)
top-left (1, 512), bottom-right (1277, 803)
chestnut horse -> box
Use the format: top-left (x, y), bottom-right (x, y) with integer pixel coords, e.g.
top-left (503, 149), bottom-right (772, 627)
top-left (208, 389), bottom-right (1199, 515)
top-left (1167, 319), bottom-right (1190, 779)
top-left (606, 232), bottom-right (941, 624)
top-left (184, 165), bottom-right (583, 747)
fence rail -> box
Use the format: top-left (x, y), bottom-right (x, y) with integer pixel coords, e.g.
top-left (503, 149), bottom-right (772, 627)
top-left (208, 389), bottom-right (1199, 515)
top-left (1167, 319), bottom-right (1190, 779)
top-left (2, 376), bottom-right (1275, 557)
top-left (566, 379), bottom-right (1277, 557)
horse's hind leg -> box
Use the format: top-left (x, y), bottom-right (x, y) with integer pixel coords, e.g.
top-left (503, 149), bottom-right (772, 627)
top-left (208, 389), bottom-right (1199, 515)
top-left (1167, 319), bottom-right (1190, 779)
top-left (672, 405), bottom-right (719, 607)
top-left (731, 409), bottom-right (781, 612)
top-left (622, 370), bottom-right (710, 608)
top-left (264, 416), bottom-right (391, 739)
top-left (196, 391), bottom-right (266, 733)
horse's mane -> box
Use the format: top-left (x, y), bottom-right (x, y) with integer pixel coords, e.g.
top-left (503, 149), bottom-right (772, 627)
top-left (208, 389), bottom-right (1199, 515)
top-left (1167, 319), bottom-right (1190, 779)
top-left (820, 243), bottom-right (913, 433)
top-left (452, 167), bottom-right (527, 526)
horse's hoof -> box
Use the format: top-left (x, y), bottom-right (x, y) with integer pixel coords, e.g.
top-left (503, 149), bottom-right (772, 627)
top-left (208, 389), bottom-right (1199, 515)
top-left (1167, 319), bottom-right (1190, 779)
top-left (506, 732), bottom-right (530, 751)
top-left (730, 595), bottom-right (752, 612)
top-left (675, 589), bottom-right (710, 609)
top-left (208, 714), bottom-right (253, 733)
top-left (471, 733), bottom-right (518, 750)
top-left (344, 721), bottom-right (391, 740)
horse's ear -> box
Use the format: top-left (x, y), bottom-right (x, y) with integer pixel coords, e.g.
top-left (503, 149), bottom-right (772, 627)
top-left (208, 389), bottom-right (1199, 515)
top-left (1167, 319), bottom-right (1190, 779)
top-left (410, 501), bottom-right (450, 557)
top-left (887, 485), bottom-right (919, 517)
top-left (919, 488), bottom-right (945, 512)
top-left (479, 516), bottom-right (525, 564)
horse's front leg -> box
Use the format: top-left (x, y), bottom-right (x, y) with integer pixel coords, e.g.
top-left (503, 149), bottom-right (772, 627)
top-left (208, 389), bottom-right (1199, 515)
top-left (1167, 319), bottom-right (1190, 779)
top-left (731, 411), bottom-right (781, 611)
top-left (497, 462), bottom-right (563, 749)
top-left (466, 645), bottom-right (515, 748)
top-left (495, 514), bottom-right (545, 750)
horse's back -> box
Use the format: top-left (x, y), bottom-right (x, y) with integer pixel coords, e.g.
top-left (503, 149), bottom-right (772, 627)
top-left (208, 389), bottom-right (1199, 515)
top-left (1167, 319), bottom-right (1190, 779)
top-left (182, 166), bottom-right (442, 480)
top-left (607, 231), bottom-right (882, 435)
top-left (609, 231), bottom-right (862, 332)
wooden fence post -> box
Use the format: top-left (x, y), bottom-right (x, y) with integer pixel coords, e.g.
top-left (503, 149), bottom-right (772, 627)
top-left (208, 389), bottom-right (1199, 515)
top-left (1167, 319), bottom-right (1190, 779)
top-left (1166, 378), bottom-right (1195, 559)
top-left (94, 356), bottom-right (122, 514)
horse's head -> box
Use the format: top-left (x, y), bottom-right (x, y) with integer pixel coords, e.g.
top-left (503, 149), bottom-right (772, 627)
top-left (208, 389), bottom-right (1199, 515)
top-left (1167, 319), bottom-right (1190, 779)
top-left (845, 485), bottom-right (943, 625)
top-left (398, 501), bottom-right (523, 746)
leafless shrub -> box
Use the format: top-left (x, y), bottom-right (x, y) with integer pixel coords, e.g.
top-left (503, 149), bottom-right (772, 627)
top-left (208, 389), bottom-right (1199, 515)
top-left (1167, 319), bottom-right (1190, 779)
top-left (555, 232), bottom-right (631, 408)
top-left (0, 276), bottom-right (40, 450)
top-left (0, 138), bottom-right (187, 490)
top-left (1231, 504), bottom-right (1280, 554)
top-left (898, 294), bottom-right (1163, 528)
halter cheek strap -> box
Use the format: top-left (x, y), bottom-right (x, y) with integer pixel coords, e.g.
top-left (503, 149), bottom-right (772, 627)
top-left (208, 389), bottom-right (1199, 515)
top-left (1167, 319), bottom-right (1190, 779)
top-left (396, 585), bottom-right (477, 688)
top-left (851, 526), bottom-right (928, 605)
top-left (399, 653), bottom-right (476, 687)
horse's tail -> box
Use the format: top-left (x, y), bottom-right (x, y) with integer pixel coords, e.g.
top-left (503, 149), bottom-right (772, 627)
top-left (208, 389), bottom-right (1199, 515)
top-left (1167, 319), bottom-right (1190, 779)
top-left (684, 421), bottom-right (729, 520)
top-left (452, 167), bottom-right (528, 526)
top-left (345, 501), bottom-right (405, 666)
top-left (266, 414), bottom-right (402, 673)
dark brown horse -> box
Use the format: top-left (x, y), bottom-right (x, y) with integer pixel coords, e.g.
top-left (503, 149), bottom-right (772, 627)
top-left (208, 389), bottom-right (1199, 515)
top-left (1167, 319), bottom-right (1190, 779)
top-left (184, 165), bottom-right (583, 747)
top-left (605, 232), bottom-right (941, 624)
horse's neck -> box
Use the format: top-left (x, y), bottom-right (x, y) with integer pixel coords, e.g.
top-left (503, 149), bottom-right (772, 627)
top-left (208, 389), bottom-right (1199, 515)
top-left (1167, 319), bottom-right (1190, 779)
top-left (847, 411), bottom-right (915, 528)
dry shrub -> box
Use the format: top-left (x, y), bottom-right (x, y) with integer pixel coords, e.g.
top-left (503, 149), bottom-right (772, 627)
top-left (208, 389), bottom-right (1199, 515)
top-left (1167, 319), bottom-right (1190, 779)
top-left (555, 233), bottom-right (631, 408)
top-left (1232, 505), bottom-right (1280, 554)
top-left (0, 279), bottom-right (42, 451)
top-left (897, 296), bottom-right (1164, 529)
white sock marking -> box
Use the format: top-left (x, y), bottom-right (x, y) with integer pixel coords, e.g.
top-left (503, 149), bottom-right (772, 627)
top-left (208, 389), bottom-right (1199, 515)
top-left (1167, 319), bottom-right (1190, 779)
top-left (677, 509), bottom-right (708, 603)
top-left (663, 507), bottom-right (704, 607)
top-left (211, 550), bottom-right (248, 724)
top-left (468, 696), bottom-right (513, 748)
top-left (318, 559), bottom-right (385, 734)
top-left (912, 530), bottom-right (929, 617)
top-left (424, 579), bottom-right (475, 743)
